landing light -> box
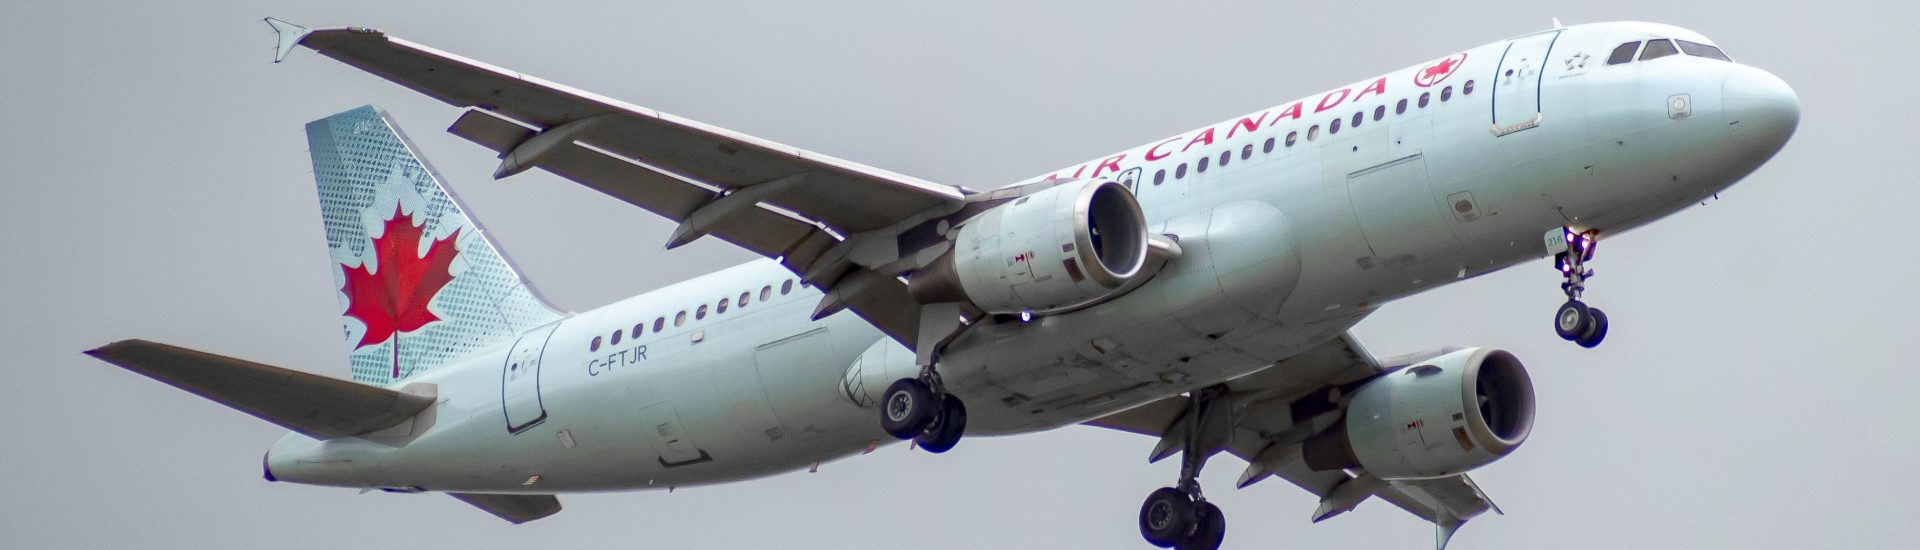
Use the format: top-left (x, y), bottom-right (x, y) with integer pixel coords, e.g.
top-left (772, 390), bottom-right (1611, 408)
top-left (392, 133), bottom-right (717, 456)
top-left (1019, 310), bottom-right (1034, 323)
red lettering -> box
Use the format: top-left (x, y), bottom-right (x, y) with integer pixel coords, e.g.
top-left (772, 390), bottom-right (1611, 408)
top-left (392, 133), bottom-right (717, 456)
top-left (1090, 154), bottom-right (1126, 178)
top-left (1314, 88), bottom-right (1351, 113)
top-left (1352, 77), bottom-right (1387, 101)
top-left (1181, 128), bottom-right (1216, 152)
top-left (1266, 102), bottom-right (1304, 126)
top-left (1146, 137), bottom-right (1182, 161)
top-left (1227, 111), bottom-right (1269, 138)
top-left (1070, 164), bottom-right (1088, 179)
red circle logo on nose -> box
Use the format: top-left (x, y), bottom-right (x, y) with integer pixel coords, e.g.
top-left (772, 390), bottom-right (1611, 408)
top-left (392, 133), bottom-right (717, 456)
top-left (1414, 53), bottom-right (1467, 88)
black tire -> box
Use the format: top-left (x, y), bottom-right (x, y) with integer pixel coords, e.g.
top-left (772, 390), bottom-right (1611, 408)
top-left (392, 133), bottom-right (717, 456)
top-left (879, 379), bottom-right (936, 440)
top-left (1139, 487), bottom-right (1192, 548)
top-left (1554, 300), bottom-right (1591, 341)
top-left (1177, 501), bottom-right (1226, 550)
top-left (915, 396), bottom-right (967, 454)
top-left (1577, 308), bottom-right (1610, 348)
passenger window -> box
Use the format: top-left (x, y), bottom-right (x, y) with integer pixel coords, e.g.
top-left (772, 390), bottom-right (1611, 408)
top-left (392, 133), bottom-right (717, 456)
top-left (1218, 151), bottom-right (1230, 167)
top-left (716, 298), bottom-right (727, 314)
top-left (739, 292), bottom-right (750, 307)
top-left (1307, 125), bottom-right (1320, 141)
top-left (653, 317), bottom-right (665, 332)
top-left (1286, 131), bottom-right (1298, 147)
top-left (1419, 92), bottom-right (1430, 108)
top-left (1607, 41), bottom-right (1641, 65)
top-left (1640, 39), bottom-right (1678, 61)
top-left (696, 304), bottom-right (708, 320)
top-left (1373, 105), bottom-right (1385, 121)
top-left (1396, 98), bottom-right (1408, 114)
top-left (1241, 144), bottom-right (1253, 160)
top-left (1351, 112), bottom-right (1363, 128)
top-left (610, 330), bottom-right (622, 345)
top-left (1441, 86), bottom-right (1453, 102)
top-left (590, 336), bottom-right (602, 352)
top-left (1176, 163), bottom-right (1188, 179)
top-left (1329, 117), bottom-right (1341, 134)
top-left (1463, 80), bottom-right (1475, 95)
top-left (631, 323), bottom-right (643, 339)
top-left (1262, 137), bottom-right (1275, 153)
top-left (1197, 157), bottom-right (1209, 173)
top-left (1677, 40), bottom-right (1730, 61)
top-left (1153, 170), bottom-right (1165, 185)
top-left (781, 280), bottom-right (793, 295)
top-left (674, 311), bottom-right (687, 326)
top-left (760, 286), bottom-right (772, 301)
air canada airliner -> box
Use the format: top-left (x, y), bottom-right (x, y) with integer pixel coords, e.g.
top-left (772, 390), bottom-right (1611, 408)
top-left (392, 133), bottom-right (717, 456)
top-left (87, 18), bottom-right (1797, 549)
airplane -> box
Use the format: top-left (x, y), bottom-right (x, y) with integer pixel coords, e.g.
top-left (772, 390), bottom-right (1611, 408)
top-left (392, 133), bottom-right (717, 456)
top-left (85, 17), bottom-right (1797, 550)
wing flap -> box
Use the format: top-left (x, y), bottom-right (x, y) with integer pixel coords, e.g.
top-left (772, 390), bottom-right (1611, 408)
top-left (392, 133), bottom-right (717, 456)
top-left (448, 493), bottom-right (563, 524)
top-left (85, 340), bottom-right (433, 440)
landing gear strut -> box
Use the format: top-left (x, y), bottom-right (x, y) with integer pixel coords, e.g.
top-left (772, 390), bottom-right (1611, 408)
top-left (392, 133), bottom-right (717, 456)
top-left (1550, 227), bottom-right (1609, 348)
top-left (879, 366), bottom-right (968, 453)
top-left (1138, 387), bottom-right (1228, 550)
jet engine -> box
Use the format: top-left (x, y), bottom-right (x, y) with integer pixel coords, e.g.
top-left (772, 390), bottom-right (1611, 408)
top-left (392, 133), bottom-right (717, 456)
top-left (909, 179), bottom-right (1150, 314)
top-left (1302, 348), bottom-right (1535, 480)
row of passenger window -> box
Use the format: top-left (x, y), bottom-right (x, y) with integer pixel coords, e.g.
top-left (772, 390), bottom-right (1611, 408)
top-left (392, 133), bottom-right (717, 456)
top-left (1151, 80), bottom-right (1475, 185)
top-left (589, 279), bottom-right (801, 352)
top-left (1607, 38), bottom-right (1730, 65)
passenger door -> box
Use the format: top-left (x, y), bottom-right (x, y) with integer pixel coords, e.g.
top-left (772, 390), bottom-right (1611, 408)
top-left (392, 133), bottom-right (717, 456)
top-left (502, 321), bottom-right (562, 434)
top-left (1492, 30), bottom-right (1561, 135)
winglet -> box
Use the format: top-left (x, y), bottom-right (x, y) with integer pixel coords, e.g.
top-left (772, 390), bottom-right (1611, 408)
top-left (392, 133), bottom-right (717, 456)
top-left (264, 17), bottom-right (311, 63)
top-left (1436, 518), bottom-right (1466, 550)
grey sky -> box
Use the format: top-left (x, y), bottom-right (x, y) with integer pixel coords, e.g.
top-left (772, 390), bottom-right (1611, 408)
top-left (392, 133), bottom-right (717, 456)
top-left (4, 1), bottom-right (1914, 548)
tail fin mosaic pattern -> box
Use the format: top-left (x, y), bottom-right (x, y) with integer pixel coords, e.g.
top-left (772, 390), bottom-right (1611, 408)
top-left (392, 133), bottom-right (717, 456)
top-left (307, 105), bottom-right (564, 384)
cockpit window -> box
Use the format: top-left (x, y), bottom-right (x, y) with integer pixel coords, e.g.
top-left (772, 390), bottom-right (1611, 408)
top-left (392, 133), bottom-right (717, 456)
top-left (1640, 39), bottom-right (1678, 61)
top-left (1607, 41), bottom-right (1640, 65)
top-left (1676, 40), bottom-right (1731, 61)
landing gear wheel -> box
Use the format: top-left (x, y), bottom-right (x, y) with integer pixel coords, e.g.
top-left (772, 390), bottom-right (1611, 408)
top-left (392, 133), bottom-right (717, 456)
top-left (1177, 501), bottom-right (1226, 550)
top-left (914, 396), bottom-right (967, 453)
top-left (1576, 308), bottom-right (1610, 348)
top-left (880, 379), bottom-right (936, 440)
top-left (1554, 300), bottom-right (1591, 341)
top-left (1139, 487), bottom-right (1193, 548)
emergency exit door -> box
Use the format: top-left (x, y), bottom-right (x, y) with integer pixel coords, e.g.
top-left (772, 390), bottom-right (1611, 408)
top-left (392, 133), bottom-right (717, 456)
top-left (502, 321), bottom-right (561, 434)
top-left (1492, 30), bottom-right (1560, 135)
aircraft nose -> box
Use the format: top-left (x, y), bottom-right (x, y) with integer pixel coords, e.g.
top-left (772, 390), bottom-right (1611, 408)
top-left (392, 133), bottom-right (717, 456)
top-left (1722, 65), bottom-right (1800, 153)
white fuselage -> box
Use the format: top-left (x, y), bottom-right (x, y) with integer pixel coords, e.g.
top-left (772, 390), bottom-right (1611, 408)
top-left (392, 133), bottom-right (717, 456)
top-left (267, 21), bottom-right (1797, 493)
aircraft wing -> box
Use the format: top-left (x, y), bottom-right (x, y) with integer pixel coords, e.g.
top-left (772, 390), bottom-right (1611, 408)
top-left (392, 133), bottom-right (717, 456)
top-left (1084, 334), bottom-right (1499, 549)
top-left (268, 19), bottom-right (969, 347)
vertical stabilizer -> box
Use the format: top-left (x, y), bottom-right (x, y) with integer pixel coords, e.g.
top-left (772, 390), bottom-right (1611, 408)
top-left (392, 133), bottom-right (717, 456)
top-left (307, 105), bottom-right (564, 384)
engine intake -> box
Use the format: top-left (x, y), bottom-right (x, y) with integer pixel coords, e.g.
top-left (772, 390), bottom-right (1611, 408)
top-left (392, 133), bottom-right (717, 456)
top-left (909, 179), bottom-right (1150, 314)
top-left (1302, 347), bottom-right (1535, 480)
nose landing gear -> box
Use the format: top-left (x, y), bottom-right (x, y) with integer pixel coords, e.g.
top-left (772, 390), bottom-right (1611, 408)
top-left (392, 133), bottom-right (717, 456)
top-left (1137, 387), bottom-right (1228, 550)
top-left (1549, 227), bottom-right (1609, 348)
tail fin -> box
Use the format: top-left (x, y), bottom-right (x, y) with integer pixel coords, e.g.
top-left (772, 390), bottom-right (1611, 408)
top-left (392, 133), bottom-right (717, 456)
top-left (307, 105), bottom-right (564, 384)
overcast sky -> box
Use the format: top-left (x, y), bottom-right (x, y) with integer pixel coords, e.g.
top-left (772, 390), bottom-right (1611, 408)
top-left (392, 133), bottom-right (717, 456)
top-left (4, 1), bottom-right (1916, 548)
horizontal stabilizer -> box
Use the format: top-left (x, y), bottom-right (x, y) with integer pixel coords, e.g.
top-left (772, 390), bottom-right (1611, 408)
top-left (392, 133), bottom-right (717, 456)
top-left (85, 340), bottom-right (433, 439)
top-left (449, 493), bottom-right (563, 524)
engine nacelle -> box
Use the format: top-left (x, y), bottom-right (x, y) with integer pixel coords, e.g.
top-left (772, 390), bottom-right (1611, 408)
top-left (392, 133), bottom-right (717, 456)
top-left (1303, 348), bottom-right (1535, 480)
top-left (909, 179), bottom-right (1150, 314)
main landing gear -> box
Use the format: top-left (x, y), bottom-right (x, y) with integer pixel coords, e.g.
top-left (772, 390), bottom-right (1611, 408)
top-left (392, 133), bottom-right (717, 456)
top-left (1138, 387), bottom-right (1227, 550)
top-left (1550, 227), bottom-right (1609, 348)
top-left (880, 369), bottom-right (968, 453)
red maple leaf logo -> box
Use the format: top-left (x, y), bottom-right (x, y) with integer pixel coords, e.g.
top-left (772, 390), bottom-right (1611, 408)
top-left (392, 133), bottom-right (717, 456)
top-left (1415, 53), bottom-right (1467, 88)
top-left (341, 205), bottom-right (461, 376)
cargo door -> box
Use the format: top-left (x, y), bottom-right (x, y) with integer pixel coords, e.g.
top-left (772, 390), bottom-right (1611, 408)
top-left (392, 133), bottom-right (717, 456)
top-left (1347, 154), bottom-right (1459, 266)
